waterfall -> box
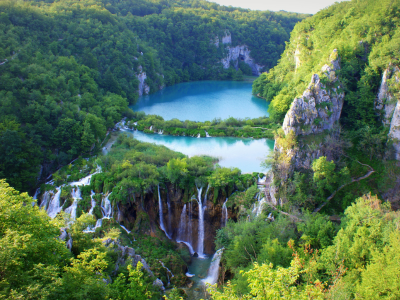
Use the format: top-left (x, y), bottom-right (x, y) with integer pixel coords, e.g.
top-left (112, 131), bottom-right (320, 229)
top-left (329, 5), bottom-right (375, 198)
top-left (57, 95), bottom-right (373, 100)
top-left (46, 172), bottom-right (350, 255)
top-left (88, 191), bottom-right (96, 215)
top-left (40, 191), bottom-right (51, 210)
top-left (65, 187), bottom-right (82, 220)
top-left (158, 185), bottom-right (171, 239)
top-left (177, 204), bottom-right (195, 255)
top-left (159, 261), bottom-right (174, 286)
top-left (167, 192), bottom-right (172, 237)
top-left (195, 184), bottom-right (209, 258)
top-left (101, 193), bottom-right (112, 219)
top-left (120, 224), bottom-right (131, 234)
top-left (95, 218), bottom-right (102, 228)
top-left (117, 204), bottom-right (123, 222)
top-left (47, 188), bottom-right (62, 219)
top-left (221, 198), bottom-right (228, 227)
top-left (188, 202), bottom-right (193, 245)
top-left (32, 188), bottom-right (40, 206)
top-left (205, 131), bottom-right (210, 137)
top-left (202, 248), bottom-right (224, 286)
top-left (177, 204), bottom-right (187, 240)
top-left (70, 166), bottom-right (101, 186)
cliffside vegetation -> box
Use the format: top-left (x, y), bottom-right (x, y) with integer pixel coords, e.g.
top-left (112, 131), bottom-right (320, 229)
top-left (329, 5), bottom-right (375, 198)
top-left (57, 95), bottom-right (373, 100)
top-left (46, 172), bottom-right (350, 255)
top-left (251, 0), bottom-right (400, 212)
top-left (0, 0), bottom-right (305, 192)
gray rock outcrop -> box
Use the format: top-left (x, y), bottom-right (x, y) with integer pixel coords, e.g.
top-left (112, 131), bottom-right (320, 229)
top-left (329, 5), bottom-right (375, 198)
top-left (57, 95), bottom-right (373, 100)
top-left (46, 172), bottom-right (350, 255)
top-left (136, 65), bottom-right (150, 96)
top-left (221, 45), bottom-right (264, 76)
top-left (375, 65), bottom-right (400, 160)
top-left (211, 31), bottom-right (232, 47)
top-left (59, 227), bottom-right (73, 251)
top-left (282, 50), bottom-right (344, 136)
top-left (103, 238), bottom-right (154, 277)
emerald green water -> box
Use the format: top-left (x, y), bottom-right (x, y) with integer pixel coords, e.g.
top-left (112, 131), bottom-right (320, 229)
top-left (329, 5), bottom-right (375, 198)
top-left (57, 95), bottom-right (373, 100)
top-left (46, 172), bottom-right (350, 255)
top-left (131, 80), bottom-right (268, 121)
top-left (127, 130), bottom-right (274, 173)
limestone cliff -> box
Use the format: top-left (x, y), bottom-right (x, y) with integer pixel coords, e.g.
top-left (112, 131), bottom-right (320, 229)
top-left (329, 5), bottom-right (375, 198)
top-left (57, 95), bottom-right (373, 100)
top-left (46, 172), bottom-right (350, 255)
top-left (282, 51), bottom-right (344, 136)
top-left (136, 65), bottom-right (150, 96)
top-left (375, 65), bottom-right (400, 160)
top-left (266, 50), bottom-right (345, 205)
top-left (211, 31), bottom-right (232, 47)
top-left (218, 32), bottom-right (264, 76)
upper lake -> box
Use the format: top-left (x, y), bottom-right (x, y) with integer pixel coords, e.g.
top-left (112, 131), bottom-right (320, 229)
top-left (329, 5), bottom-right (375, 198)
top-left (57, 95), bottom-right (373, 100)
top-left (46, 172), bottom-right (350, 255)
top-left (131, 80), bottom-right (268, 121)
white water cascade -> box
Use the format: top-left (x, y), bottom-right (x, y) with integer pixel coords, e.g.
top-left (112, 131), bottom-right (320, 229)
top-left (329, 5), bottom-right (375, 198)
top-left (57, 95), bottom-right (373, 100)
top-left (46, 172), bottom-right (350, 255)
top-left (88, 191), bottom-right (96, 215)
top-left (159, 261), bottom-right (174, 286)
top-left (221, 198), bottom-right (228, 227)
top-left (70, 166), bottom-right (102, 187)
top-left (158, 185), bottom-right (171, 239)
top-left (101, 193), bottom-right (113, 219)
top-left (195, 184), bottom-right (209, 258)
top-left (177, 204), bottom-right (195, 254)
top-left (46, 188), bottom-right (62, 219)
top-left (202, 248), bottom-right (224, 285)
top-left (64, 187), bottom-right (82, 220)
top-left (120, 224), bottom-right (131, 234)
top-left (167, 193), bottom-right (172, 237)
top-left (40, 191), bottom-right (51, 210)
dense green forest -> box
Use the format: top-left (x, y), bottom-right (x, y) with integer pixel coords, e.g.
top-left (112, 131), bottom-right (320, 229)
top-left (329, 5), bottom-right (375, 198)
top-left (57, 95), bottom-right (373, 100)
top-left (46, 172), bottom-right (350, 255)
top-left (0, 0), bottom-right (305, 192)
top-left (2, 0), bottom-right (400, 299)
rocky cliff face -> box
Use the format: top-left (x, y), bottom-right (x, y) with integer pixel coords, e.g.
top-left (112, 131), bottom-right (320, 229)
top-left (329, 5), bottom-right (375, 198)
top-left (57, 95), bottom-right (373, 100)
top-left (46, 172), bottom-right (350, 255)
top-left (375, 65), bottom-right (400, 160)
top-left (215, 31), bottom-right (264, 76)
top-left (282, 51), bottom-right (344, 136)
top-left (136, 65), bottom-right (150, 96)
top-left (265, 50), bottom-right (345, 205)
top-left (221, 45), bottom-right (264, 76)
top-left (211, 31), bottom-right (232, 47)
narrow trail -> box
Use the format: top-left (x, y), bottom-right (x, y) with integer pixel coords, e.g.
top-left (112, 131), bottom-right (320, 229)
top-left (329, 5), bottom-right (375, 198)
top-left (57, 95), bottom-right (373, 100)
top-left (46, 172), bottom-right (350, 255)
top-left (313, 160), bottom-right (375, 213)
top-left (261, 158), bottom-right (375, 220)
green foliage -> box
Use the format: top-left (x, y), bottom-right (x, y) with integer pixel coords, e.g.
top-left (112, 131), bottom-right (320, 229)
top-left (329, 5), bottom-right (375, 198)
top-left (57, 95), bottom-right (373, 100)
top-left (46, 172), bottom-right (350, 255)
top-left (209, 257), bottom-right (324, 299)
top-left (109, 261), bottom-right (152, 300)
top-left (252, 0), bottom-right (400, 131)
top-left (131, 112), bottom-right (277, 139)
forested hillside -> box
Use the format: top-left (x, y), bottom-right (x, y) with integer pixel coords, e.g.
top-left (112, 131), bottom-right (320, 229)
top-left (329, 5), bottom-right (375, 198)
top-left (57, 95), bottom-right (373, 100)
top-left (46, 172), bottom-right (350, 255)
top-left (253, 0), bottom-right (399, 129)
top-left (251, 0), bottom-right (400, 211)
top-left (0, 0), bottom-right (305, 192)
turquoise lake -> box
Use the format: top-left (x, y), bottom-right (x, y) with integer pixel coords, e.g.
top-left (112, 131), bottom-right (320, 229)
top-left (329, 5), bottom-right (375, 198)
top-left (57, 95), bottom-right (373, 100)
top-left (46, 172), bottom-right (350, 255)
top-left (131, 80), bottom-right (269, 121)
top-left (128, 80), bottom-right (274, 173)
top-left (125, 130), bottom-right (274, 173)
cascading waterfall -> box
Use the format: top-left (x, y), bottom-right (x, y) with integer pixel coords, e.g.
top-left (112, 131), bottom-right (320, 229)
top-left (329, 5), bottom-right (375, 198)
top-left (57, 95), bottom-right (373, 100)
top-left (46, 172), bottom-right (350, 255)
top-left (177, 204), bottom-right (195, 255)
top-left (40, 191), bottom-right (51, 210)
top-left (101, 193), bottom-right (112, 219)
top-left (167, 193), bottom-right (172, 238)
top-left (120, 224), bottom-right (131, 234)
top-left (221, 198), bottom-right (228, 227)
top-left (195, 184), bottom-right (209, 258)
top-left (32, 188), bottom-right (40, 206)
top-left (88, 191), bottom-right (96, 215)
top-left (46, 188), bottom-right (62, 219)
top-left (158, 185), bottom-right (171, 239)
top-left (159, 261), bottom-right (174, 286)
top-left (65, 187), bottom-right (82, 220)
top-left (70, 166), bottom-right (102, 187)
top-left (202, 248), bottom-right (224, 285)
